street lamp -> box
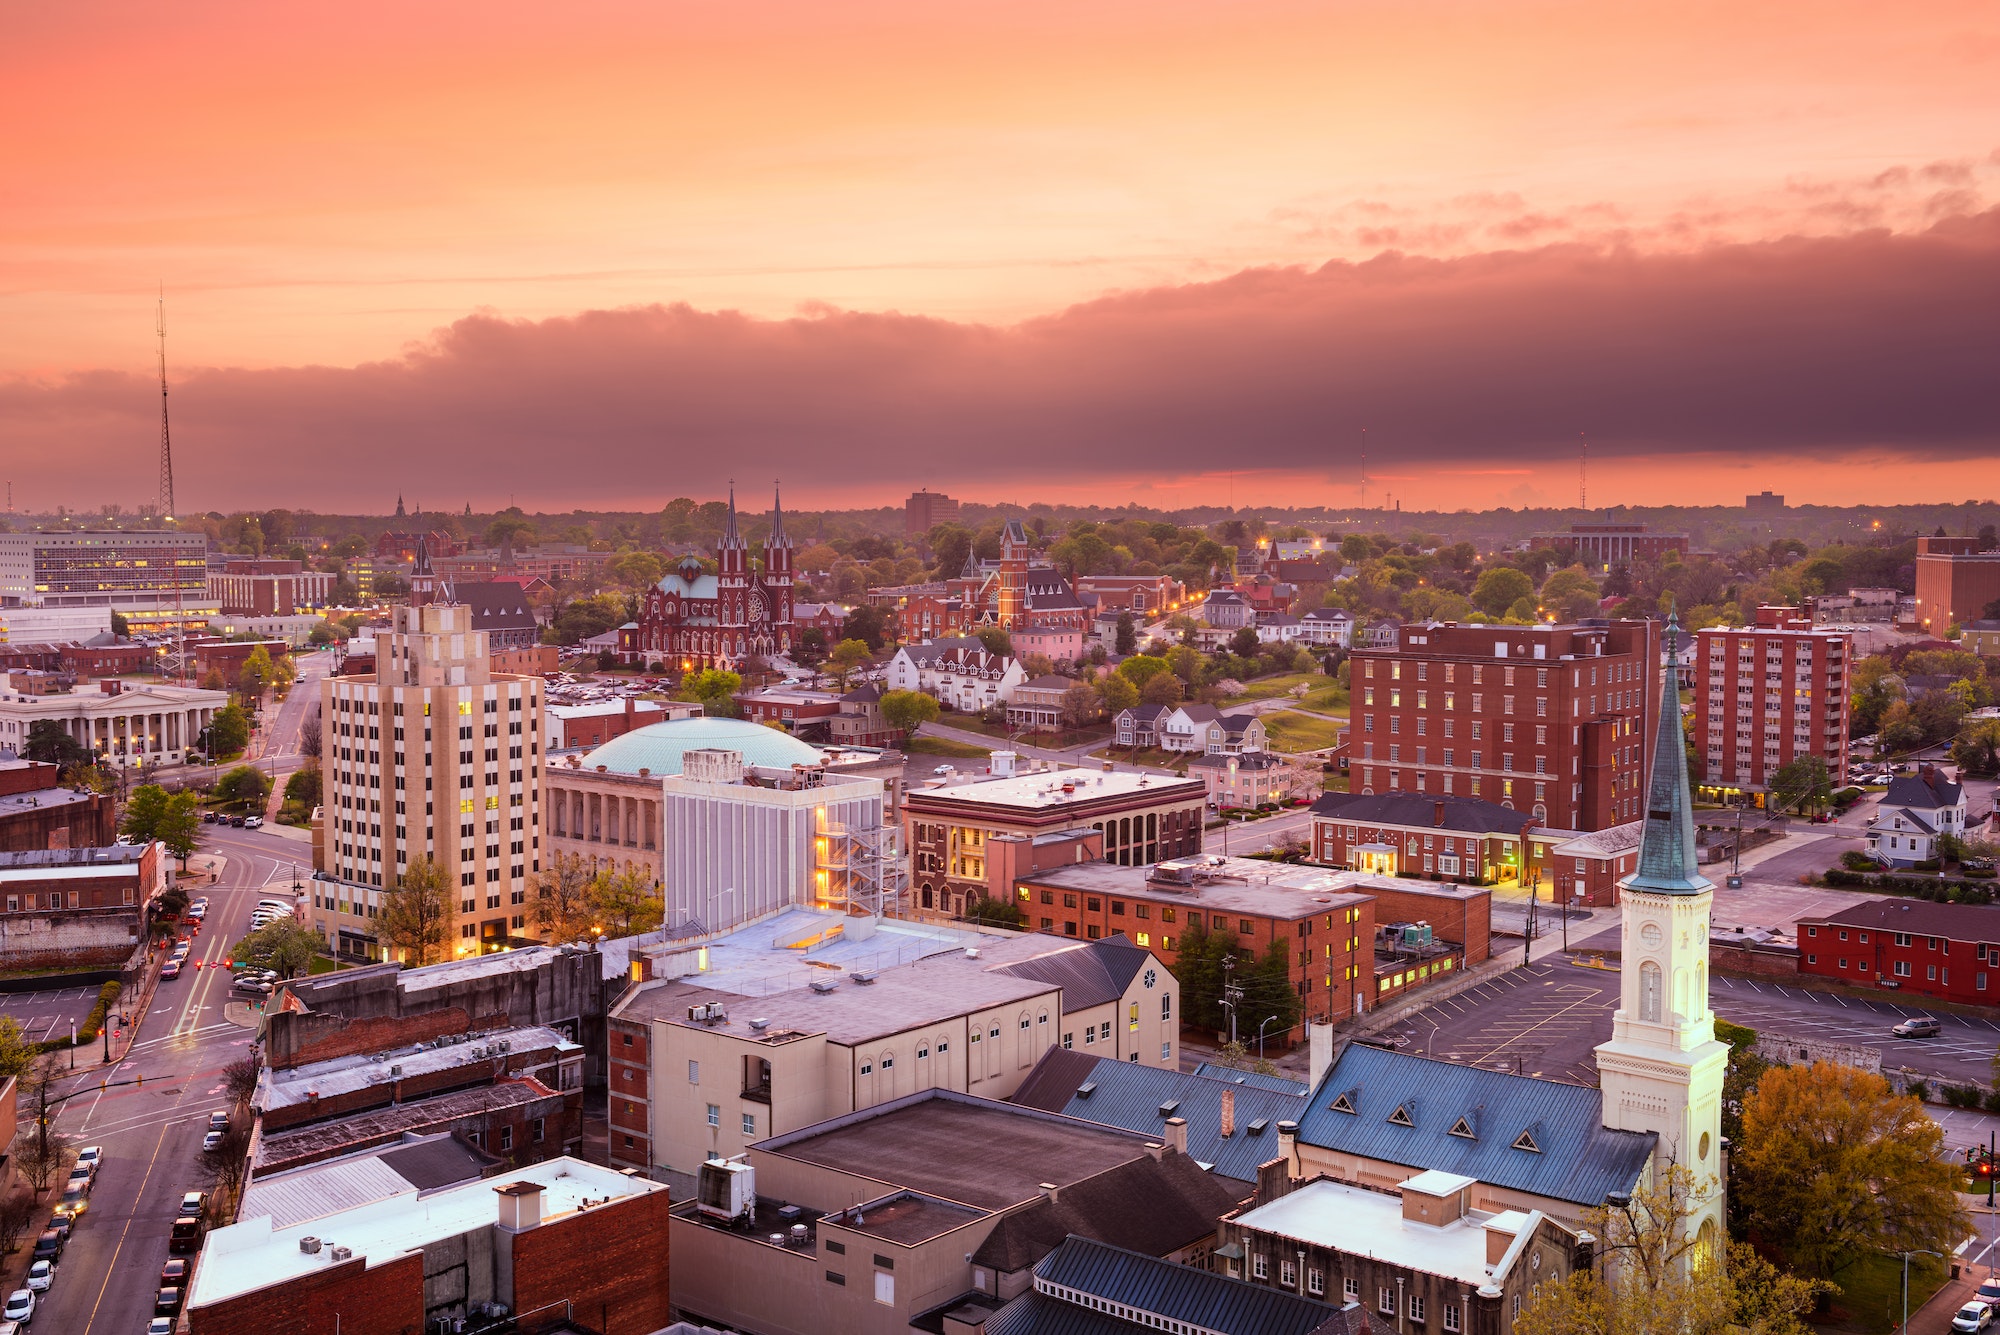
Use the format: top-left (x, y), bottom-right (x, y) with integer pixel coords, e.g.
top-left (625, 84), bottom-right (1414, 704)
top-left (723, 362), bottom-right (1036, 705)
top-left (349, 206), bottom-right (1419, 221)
top-left (1256, 1014), bottom-right (1280, 1063)
top-left (1902, 1248), bottom-right (1944, 1335)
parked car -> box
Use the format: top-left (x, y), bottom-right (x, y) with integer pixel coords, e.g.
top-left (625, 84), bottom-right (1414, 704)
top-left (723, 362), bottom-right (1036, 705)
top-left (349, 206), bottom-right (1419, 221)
top-left (2, 1291), bottom-right (31, 1325)
top-left (160, 961), bottom-right (181, 981)
top-left (180, 1190), bottom-right (207, 1215)
top-left (244, 816), bottom-right (263, 829)
top-left (53, 1183), bottom-right (87, 1218)
top-left (75, 1145), bottom-right (101, 1170)
top-left (155, 1287), bottom-right (183, 1316)
top-left (160, 1260), bottom-right (187, 1287)
top-left (22, 1263), bottom-right (50, 1295)
top-left (44, 1218), bottom-right (69, 1245)
top-left (30, 1232), bottom-right (61, 1264)
top-left (1893, 1016), bottom-right (1942, 1038)
top-left (168, 1216), bottom-right (202, 1254)
top-left (65, 1165), bottom-right (92, 1190)
top-left (1977, 1279), bottom-right (2000, 1306)
top-left (228, 815), bottom-right (245, 827)
top-left (207, 1110), bottom-right (230, 1132)
top-left (202, 1130), bottom-right (224, 1152)
top-left (1953, 1302), bottom-right (1992, 1333)
top-left (150, 1320), bottom-right (174, 1335)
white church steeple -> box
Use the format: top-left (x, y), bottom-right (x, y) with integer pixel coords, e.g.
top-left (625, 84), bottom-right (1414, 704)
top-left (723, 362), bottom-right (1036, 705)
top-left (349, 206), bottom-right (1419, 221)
top-left (1593, 610), bottom-right (1728, 1257)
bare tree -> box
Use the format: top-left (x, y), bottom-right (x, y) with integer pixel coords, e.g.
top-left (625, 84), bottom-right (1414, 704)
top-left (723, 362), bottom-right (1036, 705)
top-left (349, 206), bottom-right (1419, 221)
top-left (532, 852), bottom-right (597, 943)
top-left (378, 855), bottom-right (451, 966)
top-left (298, 704), bottom-right (322, 759)
top-left (223, 1054), bottom-right (260, 1106)
top-left (0, 1189), bottom-right (34, 1255)
top-left (203, 1120), bottom-right (254, 1199)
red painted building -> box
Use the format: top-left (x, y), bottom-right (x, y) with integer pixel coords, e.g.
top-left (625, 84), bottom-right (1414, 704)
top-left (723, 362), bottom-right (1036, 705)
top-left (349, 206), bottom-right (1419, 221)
top-left (1691, 614), bottom-right (1851, 801)
top-left (1348, 620), bottom-right (1659, 831)
top-left (1798, 898), bottom-right (2000, 1005)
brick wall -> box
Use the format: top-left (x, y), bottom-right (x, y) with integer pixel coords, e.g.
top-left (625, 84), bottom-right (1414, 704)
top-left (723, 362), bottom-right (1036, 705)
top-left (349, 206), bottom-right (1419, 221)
top-left (273, 1004), bottom-right (509, 1070)
top-left (188, 1250), bottom-right (424, 1335)
top-left (262, 1034), bottom-right (563, 1132)
top-left (1368, 884), bottom-right (1491, 966)
top-left (512, 1189), bottom-right (674, 1335)
top-left (608, 1019), bottom-right (651, 1171)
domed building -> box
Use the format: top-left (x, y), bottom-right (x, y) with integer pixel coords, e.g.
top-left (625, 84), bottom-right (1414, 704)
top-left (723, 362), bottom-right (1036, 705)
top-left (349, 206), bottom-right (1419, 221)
top-left (546, 715), bottom-right (905, 934)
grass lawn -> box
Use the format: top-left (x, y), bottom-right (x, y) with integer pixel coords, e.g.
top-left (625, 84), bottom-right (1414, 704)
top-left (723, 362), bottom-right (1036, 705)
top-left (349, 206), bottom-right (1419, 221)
top-left (1819, 1251), bottom-right (1948, 1333)
top-left (1263, 710), bottom-right (1346, 752)
top-left (907, 735), bottom-right (993, 759)
top-left (1230, 672), bottom-right (1325, 702)
top-left (943, 714), bottom-right (1113, 749)
top-left (1087, 745), bottom-right (1191, 771)
top-left (1297, 683), bottom-right (1350, 713)
top-left (308, 954), bottom-right (346, 975)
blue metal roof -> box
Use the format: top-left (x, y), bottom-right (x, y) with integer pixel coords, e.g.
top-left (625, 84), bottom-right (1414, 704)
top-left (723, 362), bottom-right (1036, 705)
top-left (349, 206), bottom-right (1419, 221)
top-left (985, 1236), bottom-right (1349, 1335)
top-left (1017, 1055), bottom-right (1307, 1184)
top-left (1625, 612), bottom-right (1711, 895)
top-left (580, 716), bottom-right (824, 776)
top-left (1294, 1044), bottom-right (1653, 1207)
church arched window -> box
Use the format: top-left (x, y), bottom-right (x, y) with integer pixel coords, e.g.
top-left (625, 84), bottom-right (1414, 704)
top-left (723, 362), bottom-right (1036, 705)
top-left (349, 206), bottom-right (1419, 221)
top-left (1639, 961), bottom-right (1663, 1023)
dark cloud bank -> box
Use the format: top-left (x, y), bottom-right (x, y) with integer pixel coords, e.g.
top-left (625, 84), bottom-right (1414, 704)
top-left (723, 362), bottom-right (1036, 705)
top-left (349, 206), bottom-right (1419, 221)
top-left (8, 210), bottom-right (2000, 509)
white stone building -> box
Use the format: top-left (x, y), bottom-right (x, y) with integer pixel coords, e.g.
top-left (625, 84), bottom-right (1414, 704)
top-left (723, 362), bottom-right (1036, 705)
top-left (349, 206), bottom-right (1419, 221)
top-left (886, 637), bottom-right (1026, 712)
top-left (0, 679), bottom-right (229, 768)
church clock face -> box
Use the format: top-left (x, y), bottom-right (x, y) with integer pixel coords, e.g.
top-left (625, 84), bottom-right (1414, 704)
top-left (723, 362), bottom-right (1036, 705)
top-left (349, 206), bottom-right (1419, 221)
top-left (750, 591), bottom-right (767, 621)
top-left (1640, 922), bottom-right (1663, 949)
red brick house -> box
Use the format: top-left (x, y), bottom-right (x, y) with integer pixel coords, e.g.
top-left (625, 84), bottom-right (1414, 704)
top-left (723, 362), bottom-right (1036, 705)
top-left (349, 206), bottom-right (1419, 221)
top-left (1797, 898), bottom-right (2000, 1005)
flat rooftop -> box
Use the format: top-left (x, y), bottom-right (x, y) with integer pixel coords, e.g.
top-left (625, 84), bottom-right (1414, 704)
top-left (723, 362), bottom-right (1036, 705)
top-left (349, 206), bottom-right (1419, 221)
top-left (908, 767), bottom-right (1202, 812)
top-left (191, 1157), bottom-right (664, 1311)
top-left (763, 1093), bottom-right (1157, 1212)
top-left (254, 1079), bottom-right (556, 1169)
top-left (258, 1024), bottom-right (573, 1112)
top-left (828, 1189), bottom-right (987, 1245)
top-left (1232, 1177), bottom-right (1528, 1289)
top-left (1018, 857), bottom-right (1387, 921)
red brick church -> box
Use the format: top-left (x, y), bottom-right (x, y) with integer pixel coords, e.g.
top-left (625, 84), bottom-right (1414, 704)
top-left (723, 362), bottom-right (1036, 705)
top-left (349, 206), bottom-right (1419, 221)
top-left (619, 487), bottom-right (795, 669)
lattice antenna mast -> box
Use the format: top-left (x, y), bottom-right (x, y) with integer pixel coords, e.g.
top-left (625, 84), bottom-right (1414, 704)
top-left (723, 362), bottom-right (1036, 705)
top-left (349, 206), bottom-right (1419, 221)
top-left (1578, 433), bottom-right (1588, 511)
top-left (157, 291), bottom-right (175, 522)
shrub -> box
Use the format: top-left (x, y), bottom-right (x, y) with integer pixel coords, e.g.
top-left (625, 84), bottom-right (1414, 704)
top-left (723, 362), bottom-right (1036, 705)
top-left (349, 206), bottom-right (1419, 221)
top-left (1823, 868), bottom-right (1867, 887)
top-left (1909, 1079), bottom-right (1932, 1103)
top-left (1714, 1019), bottom-right (1758, 1053)
top-left (1945, 1084), bottom-right (1984, 1108)
top-left (1914, 858), bottom-right (1943, 872)
top-left (1841, 851), bottom-right (1879, 873)
top-left (1983, 1089), bottom-right (2000, 1115)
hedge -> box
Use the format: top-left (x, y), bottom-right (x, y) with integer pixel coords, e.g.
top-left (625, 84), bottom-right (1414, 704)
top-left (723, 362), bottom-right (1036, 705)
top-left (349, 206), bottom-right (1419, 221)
top-left (35, 981), bottom-right (121, 1054)
top-left (1821, 867), bottom-right (1996, 904)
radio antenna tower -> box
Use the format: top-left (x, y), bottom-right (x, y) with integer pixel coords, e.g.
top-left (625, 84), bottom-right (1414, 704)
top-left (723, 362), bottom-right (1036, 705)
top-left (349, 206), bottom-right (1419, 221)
top-left (1578, 433), bottom-right (1588, 511)
top-left (157, 290), bottom-right (175, 522)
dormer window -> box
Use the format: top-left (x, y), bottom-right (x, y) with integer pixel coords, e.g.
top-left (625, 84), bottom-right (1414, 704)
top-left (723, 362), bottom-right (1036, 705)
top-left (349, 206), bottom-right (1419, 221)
top-left (1388, 1103), bottom-right (1415, 1128)
top-left (1513, 1129), bottom-right (1542, 1153)
top-left (1330, 1091), bottom-right (1359, 1116)
top-left (1448, 1116), bottom-right (1476, 1140)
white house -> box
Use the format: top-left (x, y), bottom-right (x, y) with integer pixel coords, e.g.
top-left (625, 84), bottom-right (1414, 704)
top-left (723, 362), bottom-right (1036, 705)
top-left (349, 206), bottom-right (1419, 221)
top-left (1869, 766), bottom-right (1967, 868)
top-left (1298, 607), bottom-right (1354, 648)
top-left (887, 637), bottom-right (1027, 713)
top-left (1201, 589), bottom-right (1254, 630)
top-left (1254, 613), bottom-right (1305, 645)
top-left (1157, 705), bottom-right (1267, 755)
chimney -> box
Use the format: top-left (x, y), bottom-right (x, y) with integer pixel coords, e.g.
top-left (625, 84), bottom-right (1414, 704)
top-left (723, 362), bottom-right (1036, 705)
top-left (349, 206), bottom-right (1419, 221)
top-left (1038, 1181), bottom-right (1060, 1204)
top-left (1221, 1087), bottom-right (1236, 1138)
top-left (494, 1180), bottom-right (545, 1233)
top-left (1163, 1116), bottom-right (1188, 1156)
top-left (1308, 1023), bottom-right (1335, 1092)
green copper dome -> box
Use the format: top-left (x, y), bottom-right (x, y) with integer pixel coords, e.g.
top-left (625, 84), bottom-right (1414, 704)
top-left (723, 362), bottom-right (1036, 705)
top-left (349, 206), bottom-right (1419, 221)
top-left (580, 716), bottom-right (825, 776)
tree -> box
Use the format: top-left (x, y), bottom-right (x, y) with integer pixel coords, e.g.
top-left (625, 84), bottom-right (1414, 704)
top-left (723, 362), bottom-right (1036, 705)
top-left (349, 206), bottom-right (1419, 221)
top-left (233, 919), bottom-right (320, 979)
top-left (1116, 654), bottom-right (1172, 688)
top-left (1238, 937), bottom-right (1301, 1045)
top-left (1114, 612), bottom-right (1138, 656)
top-left (223, 1053), bottom-right (261, 1106)
top-left (1953, 718), bottom-right (2000, 777)
top-left (533, 852), bottom-right (598, 943)
top-left (794, 627), bottom-right (829, 667)
top-left (110, 610), bottom-right (130, 638)
top-left (23, 719), bottom-right (90, 770)
top-left (379, 855), bottom-right (452, 966)
top-left (283, 763), bottom-right (322, 811)
top-left (205, 702), bottom-right (251, 758)
top-left (0, 1188), bottom-right (34, 1257)
top-left (120, 783), bottom-right (171, 842)
top-left (963, 895), bottom-right (1025, 928)
top-left (828, 638), bottom-right (873, 690)
top-left (237, 644), bottom-right (276, 697)
top-left (202, 1118), bottom-right (254, 1198)
top-left (1473, 565), bottom-right (1535, 616)
top-left (588, 867), bottom-right (664, 938)
top-left (974, 625), bottom-right (1012, 657)
top-left (880, 689), bottom-right (940, 737)
top-left (1228, 627), bottom-right (1261, 659)
top-left (1735, 1061), bottom-right (1967, 1279)
top-left (548, 593), bottom-right (628, 645)
top-left (0, 1017), bottom-right (39, 1085)
top-left (840, 605), bottom-right (889, 651)
top-left (677, 667), bottom-right (743, 716)
top-left (16, 1052), bottom-right (71, 1195)
top-left (156, 792), bottom-right (202, 866)
top-left (215, 765), bottom-right (271, 812)
top-left (1140, 670), bottom-right (1183, 706)
top-left (606, 549), bottom-right (664, 590)
top-left (1768, 754), bottom-right (1833, 817)
top-left (486, 513), bottom-right (538, 562)
top-left (927, 524), bottom-right (973, 579)
top-left (1098, 673), bottom-right (1139, 716)
top-left (1060, 681), bottom-right (1103, 730)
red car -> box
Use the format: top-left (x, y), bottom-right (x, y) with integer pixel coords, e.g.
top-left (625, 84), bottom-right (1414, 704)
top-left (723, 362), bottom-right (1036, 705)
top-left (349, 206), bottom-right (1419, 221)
top-left (161, 960), bottom-right (182, 980)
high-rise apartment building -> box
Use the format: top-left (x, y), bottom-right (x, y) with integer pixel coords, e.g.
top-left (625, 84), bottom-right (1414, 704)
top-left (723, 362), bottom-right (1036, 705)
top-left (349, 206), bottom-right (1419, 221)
top-left (317, 601), bottom-right (544, 959)
top-left (1914, 535), bottom-right (2000, 635)
top-left (1691, 610), bottom-right (1850, 799)
top-left (1347, 621), bottom-right (1659, 831)
top-left (905, 489), bottom-right (961, 536)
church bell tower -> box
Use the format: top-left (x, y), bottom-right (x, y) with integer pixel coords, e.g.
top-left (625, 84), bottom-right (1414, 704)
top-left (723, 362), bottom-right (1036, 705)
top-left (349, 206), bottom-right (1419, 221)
top-left (1594, 612), bottom-right (1728, 1259)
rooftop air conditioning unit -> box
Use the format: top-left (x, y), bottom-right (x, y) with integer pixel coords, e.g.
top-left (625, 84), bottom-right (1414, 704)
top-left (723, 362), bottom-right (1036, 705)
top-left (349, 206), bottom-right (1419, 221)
top-left (809, 979), bottom-right (839, 994)
top-left (849, 970), bottom-right (877, 985)
top-left (749, 1018), bottom-right (771, 1031)
top-left (330, 1245), bottom-right (353, 1262)
top-left (299, 1236), bottom-right (322, 1254)
top-left (389, 1065), bottom-right (403, 1077)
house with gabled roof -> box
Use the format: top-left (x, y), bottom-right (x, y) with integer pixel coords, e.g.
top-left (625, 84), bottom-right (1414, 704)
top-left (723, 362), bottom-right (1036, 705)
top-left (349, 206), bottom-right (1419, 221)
top-left (1868, 764), bottom-right (1967, 867)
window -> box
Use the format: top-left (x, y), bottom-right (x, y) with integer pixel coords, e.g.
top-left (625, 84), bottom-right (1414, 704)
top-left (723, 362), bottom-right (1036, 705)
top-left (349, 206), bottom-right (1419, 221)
top-left (1380, 1287), bottom-right (1395, 1315)
top-left (1894, 960), bottom-right (1911, 978)
top-left (1445, 1304), bottom-right (1462, 1332)
top-left (1346, 1278), bottom-right (1361, 1301)
top-left (1281, 1259), bottom-right (1297, 1287)
top-left (688, 1060), bottom-right (699, 1084)
top-left (1253, 1254), bottom-right (1268, 1279)
top-left (1410, 1294), bottom-right (1426, 1323)
top-left (1063, 1032), bottom-right (1074, 1049)
top-left (826, 1271), bottom-right (846, 1286)
top-left (532, 1117), bottom-right (544, 1143)
top-left (705, 1104), bottom-right (719, 1127)
top-left (1308, 1268), bottom-right (1325, 1296)
top-left (874, 1272), bottom-right (895, 1306)
top-left (499, 1125), bottom-right (513, 1151)
top-left (742, 1113), bottom-right (756, 1135)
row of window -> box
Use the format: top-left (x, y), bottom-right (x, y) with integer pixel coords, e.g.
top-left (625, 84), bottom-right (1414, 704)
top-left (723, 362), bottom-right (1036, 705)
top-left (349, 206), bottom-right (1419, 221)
top-left (1809, 955), bottom-right (1982, 987)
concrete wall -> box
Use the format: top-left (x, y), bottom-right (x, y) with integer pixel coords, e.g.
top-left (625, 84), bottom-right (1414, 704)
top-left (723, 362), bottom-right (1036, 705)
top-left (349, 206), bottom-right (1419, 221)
top-left (0, 905), bottom-right (143, 970)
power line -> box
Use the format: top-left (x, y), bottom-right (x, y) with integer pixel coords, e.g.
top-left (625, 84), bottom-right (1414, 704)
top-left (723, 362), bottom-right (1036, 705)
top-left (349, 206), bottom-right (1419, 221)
top-left (157, 289), bottom-right (175, 522)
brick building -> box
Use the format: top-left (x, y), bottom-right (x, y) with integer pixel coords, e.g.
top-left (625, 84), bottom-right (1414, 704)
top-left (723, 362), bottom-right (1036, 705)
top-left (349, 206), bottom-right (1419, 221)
top-left (208, 559), bottom-right (335, 616)
top-left (1914, 535), bottom-right (2000, 636)
top-left (544, 697), bottom-right (696, 752)
top-left (0, 760), bottom-right (116, 852)
top-left (1691, 612), bottom-right (1851, 799)
top-left (904, 766), bottom-right (1207, 919)
top-left (906, 489), bottom-right (962, 535)
top-left (1797, 898), bottom-right (2000, 1005)
top-left (1531, 522), bottom-right (1691, 571)
top-left (184, 1157), bottom-right (671, 1335)
top-left (1073, 574), bottom-right (1189, 616)
top-left (0, 843), bottom-right (160, 970)
top-left (1348, 620), bottom-right (1659, 830)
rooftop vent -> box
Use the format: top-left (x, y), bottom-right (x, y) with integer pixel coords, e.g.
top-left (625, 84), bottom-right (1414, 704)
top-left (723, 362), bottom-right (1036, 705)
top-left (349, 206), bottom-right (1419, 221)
top-left (1076, 1082), bottom-right (1097, 1099)
top-left (1247, 1118), bottom-right (1269, 1136)
top-left (1158, 1100), bottom-right (1180, 1118)
top-left (809, 979), bottom-right (839, 994)
top-left (849, 970), bottom-right (877, 985)
top-left (749, 1018), bottom-right (771, 1031)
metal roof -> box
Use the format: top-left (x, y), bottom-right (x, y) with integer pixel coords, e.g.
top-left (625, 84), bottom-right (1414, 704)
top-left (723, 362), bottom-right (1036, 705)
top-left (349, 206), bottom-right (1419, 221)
top-left (1010, 1051), bottom-right (1307, 1185)
top-left (992, 936), bottom-right (1152, 1013)
top-left (1885, 767), bottom-right (1963, 811)
top-left (1308, 790), bottom-right (1533, 836)
top-left (1293, 1045), bottom-right (1653, 1208)
top-left (581, 716), bottom-right (825, 776)
top-left (989, 1235), bottom-right (1352, 1335)
top-left (1188, 1063), bottom-right (1308, 1096)
top-left (1624, 613), bottom-right (1710, 896)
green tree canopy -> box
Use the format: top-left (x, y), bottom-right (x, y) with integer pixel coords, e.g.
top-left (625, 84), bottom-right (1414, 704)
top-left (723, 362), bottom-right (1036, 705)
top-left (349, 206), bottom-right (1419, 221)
top-left (1472, 565), bottom-right (1535, 616)
top-left (589, 867), bottom-right (664, 938)
top-left (233, 918), bottom-right (320, 979)
top-left (379, 855), bottom-right (452, 966)
top-left (214, 765), bottom-right (272, 812)
top-left (205, 703), bottom-right (251, 758)
top-left (1114, 612), bottom-right (1137, 656)
top-left (827, 638), bottom-right (873, 689)
top-left (1097, 673), bottom-right (1138, 716)
top-left (24, 719), bottom-right (91, 770)
top-left (1768, 754), bottom-right (1834, 816)
top-left (237, 645), bottom-right (277, 697)
top-left (879, 689), bottom-right (940, 736)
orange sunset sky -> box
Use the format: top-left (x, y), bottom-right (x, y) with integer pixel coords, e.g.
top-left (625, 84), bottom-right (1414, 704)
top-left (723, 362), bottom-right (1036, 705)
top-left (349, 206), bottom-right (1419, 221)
top-left (3, 0), bottom-right (1998, 513)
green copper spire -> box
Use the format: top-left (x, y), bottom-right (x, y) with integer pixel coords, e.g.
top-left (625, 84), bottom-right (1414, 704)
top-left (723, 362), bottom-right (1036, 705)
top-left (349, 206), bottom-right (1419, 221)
top-left (1623, 609), bottom-right (1712, 896)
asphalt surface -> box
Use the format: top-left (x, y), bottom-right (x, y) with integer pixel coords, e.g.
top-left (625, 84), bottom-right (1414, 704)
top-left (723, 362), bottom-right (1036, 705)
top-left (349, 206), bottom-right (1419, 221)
top-left (0, 987), bottom-right (110, 1047)
top-left (24, 823), bottom-right (303, 1335)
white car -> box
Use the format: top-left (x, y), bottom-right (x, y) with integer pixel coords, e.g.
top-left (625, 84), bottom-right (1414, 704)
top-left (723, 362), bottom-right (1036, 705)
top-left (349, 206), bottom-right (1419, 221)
top-left (22, 1262), bottom-right (50, 1294)
top-left (75, 1145), bottom-right (101, 1170)
top-left (1, 1291), bottom-right (30, 1324)
top-left (202, 1130), bottom-right (224, 1152)
top-left (256, 900), bottom-right (292, 912)
top-left (243, 816), bottom-right (263, 829)
top-left (933, 764), bottom-right (955, 775)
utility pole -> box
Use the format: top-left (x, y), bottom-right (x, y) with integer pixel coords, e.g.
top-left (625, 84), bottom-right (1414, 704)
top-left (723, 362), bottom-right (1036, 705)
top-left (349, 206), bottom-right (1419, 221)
top-left (1221, 954), bottom-right (1243, 1049)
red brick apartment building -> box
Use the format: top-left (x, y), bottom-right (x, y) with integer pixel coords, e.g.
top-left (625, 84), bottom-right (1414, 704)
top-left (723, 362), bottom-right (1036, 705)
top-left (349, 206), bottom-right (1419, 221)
top-left (1348, 620), bottom-right (1660, 831)
top-left (1914, 535), bottom-right (2000, 635)
top-left (1691, 610), bottom-right (1851, 799)
top-left (1012, 856), bottom-right (1491, 1035)
top-left (1798, 899), bottom-right (2000, 1005)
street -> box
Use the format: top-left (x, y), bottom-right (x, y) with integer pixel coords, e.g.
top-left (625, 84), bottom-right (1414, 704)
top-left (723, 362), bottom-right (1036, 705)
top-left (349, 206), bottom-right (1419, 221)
top-left (24, 823), bottom-right (302, 1335)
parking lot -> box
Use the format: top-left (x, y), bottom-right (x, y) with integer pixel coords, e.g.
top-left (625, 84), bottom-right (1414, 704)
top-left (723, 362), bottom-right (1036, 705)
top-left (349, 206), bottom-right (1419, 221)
top-left (1710, 974), bottom-right (2000, 1085)
top-left (0, 984), bottom-right (118, 1045)
top-left (1376, 963), bottom-right (1621, 1085)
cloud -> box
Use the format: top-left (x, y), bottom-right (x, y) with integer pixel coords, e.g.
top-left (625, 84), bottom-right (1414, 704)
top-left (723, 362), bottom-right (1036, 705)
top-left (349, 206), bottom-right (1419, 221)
top-left (6, 208), bottom-right (2000, 511)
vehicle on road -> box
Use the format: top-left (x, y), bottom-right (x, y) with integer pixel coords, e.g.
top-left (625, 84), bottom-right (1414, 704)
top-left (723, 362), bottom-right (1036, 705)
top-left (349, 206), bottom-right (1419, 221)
top-left (64, 1165), bottom-right (91, 1190)
top-left (169, 1216), bottom-right (203, 1254)
top-left (933, 764), bottom-right (955, 775)
top-left (1893, 1016), bottom-right (1942, 1038)
top-left (2, 1291), bottom-right (31, 1324)
top-left (160, 960), bottom-right (181, 980)
top-left (155, 1287), bottom-right (183, 1316)
top-left (74, 1145), bottom-right (100, 1169)
top-left (53, 1183), bottom-right (86, 1218)
top-left (160, 1260), bottom-right (187, 1287)
top-left (150, 1319), bottom-right (174, 1335)
top-left (244, 815), bottom-right (263, 828)
top-left (1954, 1302), bottom-right (1993, 1333)
top-left (22, 1264), bottom-right (50, 1295)
top-left (1978, 1280), bottom-right (2000, 1306)
top-left (183, 1189), bottom-right (209, 1214)
top-left (30, 1233), bottom-right (60, 1264)
top-left (257, 899), bottom-right (292, 911)
top-left (202, 1130), bottom-right (224, 1151)
top-left (207, 1110), bottom-right (230, 1132)
top-left (44, 1219), bottom-right (69, 1245)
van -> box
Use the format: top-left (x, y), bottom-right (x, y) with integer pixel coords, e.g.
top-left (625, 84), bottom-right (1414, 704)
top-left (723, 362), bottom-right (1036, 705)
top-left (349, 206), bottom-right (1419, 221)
top-left (1893, 1016), bottom-right (1942, 1038)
